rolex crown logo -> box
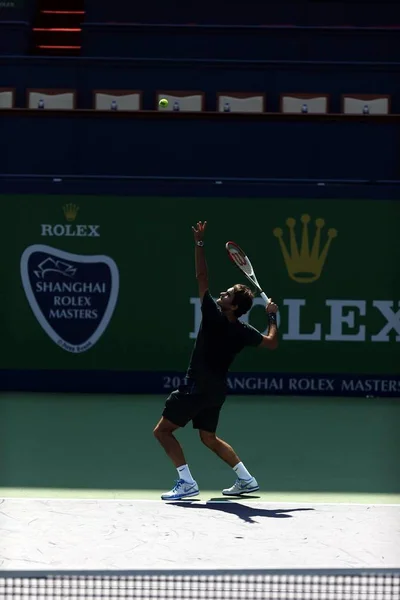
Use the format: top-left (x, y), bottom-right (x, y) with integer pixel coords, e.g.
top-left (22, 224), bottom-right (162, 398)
top-left (273, 214), bottom-right (337, 283)
top-left (63, 203), bottom-right (79, 222)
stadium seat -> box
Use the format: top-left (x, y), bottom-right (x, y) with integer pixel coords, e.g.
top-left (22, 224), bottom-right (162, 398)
top-left (156, 91), bottom-right (205, 112)
top-left (27, 89), bottom-right (76, 110)
top-left (280, 93), bottom-right (329, 114)
top-left (0, 88), bottom-right (15, 109)
top-left (217, 92), bottom-right (265, 113)
top-left (342, 94), bottom-right (390, 115)
top-left (93, 90), bottom-right (142, 111)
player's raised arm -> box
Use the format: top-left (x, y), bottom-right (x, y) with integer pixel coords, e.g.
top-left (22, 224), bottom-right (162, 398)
top-left (192, 221), bottom-right (208, 300)
top-left (259, 299), bottom-right (279, 349)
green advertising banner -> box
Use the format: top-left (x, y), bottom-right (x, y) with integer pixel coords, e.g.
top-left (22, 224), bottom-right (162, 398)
top-left (1, 195), bottom-right (399, 396)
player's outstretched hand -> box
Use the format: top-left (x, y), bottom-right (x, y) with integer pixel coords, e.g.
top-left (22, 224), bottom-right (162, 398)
top-left (192, 221), bottom-right (207, 242)
top-left (266, 299), bottom-right (278, 314)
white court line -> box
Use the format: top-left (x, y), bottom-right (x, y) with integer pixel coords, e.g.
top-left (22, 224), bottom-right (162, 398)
top-left (1, 497), bottom-right (399, 507)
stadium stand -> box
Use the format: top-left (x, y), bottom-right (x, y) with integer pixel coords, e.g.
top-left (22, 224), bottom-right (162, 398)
top-left (0, 0), bottom-right (398, 183)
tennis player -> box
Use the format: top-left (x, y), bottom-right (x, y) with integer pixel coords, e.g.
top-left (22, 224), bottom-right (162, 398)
top-left (154, 221), bottom-right (279, 500)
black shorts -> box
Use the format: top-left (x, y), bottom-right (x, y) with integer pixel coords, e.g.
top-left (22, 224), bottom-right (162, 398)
top-left (162, 381), bottom-right (226, 433)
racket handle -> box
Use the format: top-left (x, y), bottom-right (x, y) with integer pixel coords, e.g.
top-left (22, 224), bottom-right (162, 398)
top-left (260, 291), bottom-right (270, 305)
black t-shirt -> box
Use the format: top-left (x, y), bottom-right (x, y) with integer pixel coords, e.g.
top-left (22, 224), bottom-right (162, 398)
top-left (186, 290), bottom-right (263, 388)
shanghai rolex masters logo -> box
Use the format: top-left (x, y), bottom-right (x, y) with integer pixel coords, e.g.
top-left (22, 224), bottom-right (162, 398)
top-left (21, 204), bottom-right (119, 353)
top-left (21, 245), bottom-right (119, 353)
top-left (273, 214), bottom-right (337, 283)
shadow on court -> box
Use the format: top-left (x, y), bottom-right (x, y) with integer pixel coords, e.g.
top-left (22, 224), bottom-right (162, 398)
top-left (168, 501), bottom-right (314, 523)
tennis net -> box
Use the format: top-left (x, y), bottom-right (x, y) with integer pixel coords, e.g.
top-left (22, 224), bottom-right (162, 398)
top-left (1, 570), bottom-right (399, 600)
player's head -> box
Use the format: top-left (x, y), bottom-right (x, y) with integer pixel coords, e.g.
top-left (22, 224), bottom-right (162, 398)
top-left (217, 284), bottom-right (254, 317)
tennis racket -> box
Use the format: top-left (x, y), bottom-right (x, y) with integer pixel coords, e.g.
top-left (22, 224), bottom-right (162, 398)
top-left (226, 241), bottom-right (270, 304)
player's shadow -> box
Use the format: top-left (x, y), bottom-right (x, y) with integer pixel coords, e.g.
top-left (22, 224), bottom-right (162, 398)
top-left (168, 501), bottom-right (314, 524)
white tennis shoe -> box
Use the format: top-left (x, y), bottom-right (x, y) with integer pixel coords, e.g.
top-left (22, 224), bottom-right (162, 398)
top-left (222, 476), bottom-right (259, 496)
top-left (161, 479), bottom-right (199, 500)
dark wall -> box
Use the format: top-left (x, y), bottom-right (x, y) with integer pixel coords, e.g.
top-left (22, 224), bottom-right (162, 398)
top-left (0, 22), bottom-right (31, 54)
top-left (84, 0), bottom-right (400, 26)
top-left (81, 25), bottom-right (400, 62)
top-left (1, 111), bottom-right (399, 181)
top-left (0, 0), bottom-right (36, 22)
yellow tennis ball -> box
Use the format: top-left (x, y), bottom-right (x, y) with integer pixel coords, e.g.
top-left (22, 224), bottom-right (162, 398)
top-left (159, 98), bottom-right (168, 108)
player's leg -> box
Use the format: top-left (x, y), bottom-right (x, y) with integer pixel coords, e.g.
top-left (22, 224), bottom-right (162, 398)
top-left (199, 428), bottom-right (240, 467)
top-left (154, 388), bottom-right (200, 500)
top-left (193, 405), bottom-right (259, 496)
top-left (153, 417), bottom-right (186, 467)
